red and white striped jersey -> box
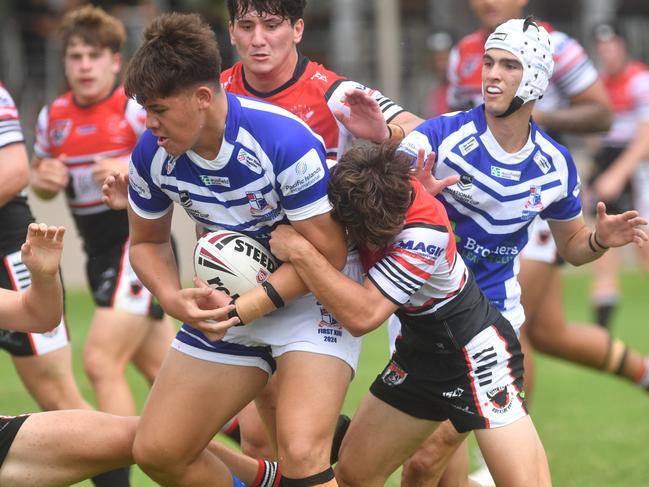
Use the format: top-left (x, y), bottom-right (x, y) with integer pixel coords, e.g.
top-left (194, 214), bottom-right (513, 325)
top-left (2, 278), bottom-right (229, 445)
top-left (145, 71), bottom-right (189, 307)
top-left (221, 54), bottom-right (405, 163)
top-left (447, 24), bottom-right (599, 112)
top-left (601, 61), bottom-right (649, 146)
top-left (0, 82), bottom-right (24, 148)
top-left (34, 85), bottom-right (145, 215)
top-left (361, 179), bottom-right (468, 316)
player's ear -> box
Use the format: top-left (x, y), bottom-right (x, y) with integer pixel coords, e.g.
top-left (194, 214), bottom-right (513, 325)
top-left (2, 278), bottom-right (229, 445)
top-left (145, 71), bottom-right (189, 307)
top-left (195, 85), bottom-right (213, 109)
top-left (293, 18), bottom-right (304, 44)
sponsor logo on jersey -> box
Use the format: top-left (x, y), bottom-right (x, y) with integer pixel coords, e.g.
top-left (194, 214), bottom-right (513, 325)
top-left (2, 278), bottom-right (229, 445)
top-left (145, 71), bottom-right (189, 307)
top-left (457, 174), bottom-right (473, 191)
top-left (490, 166), bottom-right (521, 181)
top-left (179, 190), bottom-right (192, 209)
top-left (533, 151), bottom-right (551, 174)
top-left (128, 165), bottom-right (151, 200)
top-left (200, 175), bottom-right (230, 187)
top-left (76, 124), bottom-right (96, 135)
top-left (396, 240), bottom-right (444, 259)
top-left (291, 104), bottom-right (315, 122)
top-left (522, 185), bottom-right (544, 220)
top-left (381, 360), bottom-right (408, 386)
top-left (50, 119), bottom-right (72, 146)
top-left (459, 237), bottom-right (519, 265)
top-left (237, 148), bottom-right (261, 173)
top-left (459, 136), bottom-right (479, 156)
top-left (282, 150), bottom-right (325, 196)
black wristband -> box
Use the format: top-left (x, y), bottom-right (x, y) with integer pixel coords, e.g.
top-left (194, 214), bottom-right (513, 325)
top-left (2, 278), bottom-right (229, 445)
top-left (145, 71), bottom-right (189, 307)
top-left (588, 232), bottom-right (599, 253)
top-left (261, 281), bottom-right (285, 309)
top-left (227, 298), bottom-right (245, 326)
top-left (593, 231), bottom-right (609, 250)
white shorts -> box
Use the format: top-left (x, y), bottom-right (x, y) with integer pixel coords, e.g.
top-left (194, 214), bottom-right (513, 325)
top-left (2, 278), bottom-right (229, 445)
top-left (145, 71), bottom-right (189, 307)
top-left (0, 249), bottom-right (69, 356)
top-left (172, 250), bottom-right (365, 376)
top-left (520, 219), bottom-right (558, 264)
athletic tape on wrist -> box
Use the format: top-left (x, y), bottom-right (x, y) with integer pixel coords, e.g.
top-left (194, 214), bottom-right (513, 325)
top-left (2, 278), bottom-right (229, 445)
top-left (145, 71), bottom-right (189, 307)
top-left (227, 298), bottom-right (245, 326)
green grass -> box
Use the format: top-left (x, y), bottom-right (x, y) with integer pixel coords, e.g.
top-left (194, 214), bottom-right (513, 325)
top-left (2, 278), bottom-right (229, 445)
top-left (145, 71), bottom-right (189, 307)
top-left (1, 272), bottom-right (648, 486)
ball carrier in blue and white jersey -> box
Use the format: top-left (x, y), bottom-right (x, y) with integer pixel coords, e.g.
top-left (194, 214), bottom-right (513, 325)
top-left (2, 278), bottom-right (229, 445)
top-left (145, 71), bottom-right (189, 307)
top-left (123, 12), bottom-right (365, 486)
top-left (396, 17), bottom-right (647, 336)
top-left (129, 91), bottom-right (363, 374)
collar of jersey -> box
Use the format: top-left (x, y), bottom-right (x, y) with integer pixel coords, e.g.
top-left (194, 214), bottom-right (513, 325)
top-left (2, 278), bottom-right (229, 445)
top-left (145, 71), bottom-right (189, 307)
top-left (242, 51), bottom-right (309, 99)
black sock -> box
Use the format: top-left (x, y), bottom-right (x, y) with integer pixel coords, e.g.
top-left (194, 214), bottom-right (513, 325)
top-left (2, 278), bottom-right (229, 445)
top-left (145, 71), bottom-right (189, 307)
top-left (595, 303), bottom-right (617, 329)
top-left (91, 467), bottom-right (131, 487)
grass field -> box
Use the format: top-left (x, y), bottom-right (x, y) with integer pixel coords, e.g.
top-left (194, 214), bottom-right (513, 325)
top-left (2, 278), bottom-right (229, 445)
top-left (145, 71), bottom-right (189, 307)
top-left (1, 271), bottom-right (648, 486)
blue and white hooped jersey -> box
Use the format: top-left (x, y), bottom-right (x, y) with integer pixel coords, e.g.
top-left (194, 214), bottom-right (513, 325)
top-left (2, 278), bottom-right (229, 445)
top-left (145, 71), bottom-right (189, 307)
top-left (128, 93), bottom-right (331, 244)
top-left (399, 106), bottom-right (582, 328)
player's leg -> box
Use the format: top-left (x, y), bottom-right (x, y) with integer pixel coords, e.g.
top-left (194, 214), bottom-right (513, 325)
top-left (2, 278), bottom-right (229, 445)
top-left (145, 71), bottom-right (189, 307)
top-left (474, 416), bottom-right (551, 487)
top-left (522, 259), bottom-right (649, 390)
top-left (438, 440), bottom-right (482, 487)
top-left (132, 348), bottom-right (267, 485)
top-left (0, 411), bottom-right (136, 487)
top-left (274, 351), bottom-right (351, 485)
top-left (591, 247), bottom-right (621, 329)
top-left (400, 421), bottom-right (468, 487)
top-left (131, 314), bottom-right (176, 383)
top-left (335, 393), bottom-right (440, 487)
top-left (12, 343), bottom-right (92, 410)
top-left (83, 308), bottom-right (153, 415)
top-left (239, 383), bottom-right (278, 459)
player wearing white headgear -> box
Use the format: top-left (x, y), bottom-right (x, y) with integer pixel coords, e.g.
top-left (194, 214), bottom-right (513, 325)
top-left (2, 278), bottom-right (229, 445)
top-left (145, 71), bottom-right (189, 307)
top-left (392, 15), bottom-right (648, 487)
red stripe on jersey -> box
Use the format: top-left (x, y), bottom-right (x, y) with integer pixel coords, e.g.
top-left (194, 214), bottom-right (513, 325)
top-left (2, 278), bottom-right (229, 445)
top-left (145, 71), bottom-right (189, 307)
top-left (391, 250), bottom-right (434, 281)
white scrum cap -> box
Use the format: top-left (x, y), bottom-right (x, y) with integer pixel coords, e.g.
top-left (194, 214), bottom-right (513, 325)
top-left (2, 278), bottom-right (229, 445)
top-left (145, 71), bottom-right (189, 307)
top-left (485, 17), bottom-right (554, 112)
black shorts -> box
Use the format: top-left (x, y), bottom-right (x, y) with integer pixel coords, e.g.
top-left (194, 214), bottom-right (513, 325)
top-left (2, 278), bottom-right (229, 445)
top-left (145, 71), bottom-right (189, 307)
top-left (371, 287), bottom-right (527, 433)
top-left (86, 237), bottom-right (170, 320)
top-left (0, 244), bottom-right (69, 357)
top-left (589, 146), bottom-right (634, 215)
top-left (0, 415), bottom-right (29, 469)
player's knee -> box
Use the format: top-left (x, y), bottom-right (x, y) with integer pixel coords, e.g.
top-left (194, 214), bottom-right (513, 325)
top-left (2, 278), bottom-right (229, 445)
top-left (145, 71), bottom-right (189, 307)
top-left (83, 345), bottom-right (123, 382)
top-left (132, 433), bottom-right (178, 477)
top-left (279, 438), bottom-right (328, 476)
top-left (402, 448), bottom-right (441, 480)
top-left (335, 460), bottom-right (368, 487)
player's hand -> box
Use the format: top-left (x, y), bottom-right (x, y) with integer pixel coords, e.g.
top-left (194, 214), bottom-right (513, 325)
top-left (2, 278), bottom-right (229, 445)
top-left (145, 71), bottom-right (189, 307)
top-left (31, 156), bottom-right (69, 194)
top-left (21, 223), bottom-right (65, 278)
top-left (269, 224), bottom-right (309, 262)
top-left (594, 202), bottom-right (648, 248)
top-left (163, 285), bottom-right (239, 341)
top-left (101, 171), bottom-right (129, 210)
top-left (333, 89), bottom-right (390, 143)
top-left (192, 276), bottom-right (240, 341)
top-left (412, 149), bottom-right (459, 196)
top-left (93, 156), bottom-right (129, 186)
top-left (591, 169), bottom-right (626, 203)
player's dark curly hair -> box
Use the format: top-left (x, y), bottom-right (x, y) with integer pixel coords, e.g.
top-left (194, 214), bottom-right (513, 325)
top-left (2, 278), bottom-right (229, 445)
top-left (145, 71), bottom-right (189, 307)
top-left (59, 5), bottom-right (126, 54)
top-left (329, 143), bottom-right (413, 249)
top-left (227, 0), bottom-right (306, 25)
top-left (124, 13), bottom-right (221, 104)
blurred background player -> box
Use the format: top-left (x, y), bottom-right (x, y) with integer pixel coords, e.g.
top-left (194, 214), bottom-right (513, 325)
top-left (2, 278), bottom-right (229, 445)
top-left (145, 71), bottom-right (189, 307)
top-left (587, 21), bottom-right (649, 329)
top-left (28, 8), bottom-right (175, 485)
top-left (0, 80), bottom-right (131, 487)
top-left (423, 30), bottom-right (454, 118)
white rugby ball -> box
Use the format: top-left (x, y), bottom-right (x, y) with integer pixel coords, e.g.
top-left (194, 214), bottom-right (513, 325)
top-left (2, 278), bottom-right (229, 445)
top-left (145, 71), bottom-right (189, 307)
top-left (193, 230), bottom-right (278, 299)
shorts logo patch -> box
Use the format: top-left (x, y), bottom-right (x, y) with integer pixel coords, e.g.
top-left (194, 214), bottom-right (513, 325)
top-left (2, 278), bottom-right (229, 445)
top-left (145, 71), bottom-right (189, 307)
top-left (485, 385), bottom-right (515, 414)
top-left (381, 360), bottom-right (408, 386)
top-left (442, 387), bottom-right (464, 398)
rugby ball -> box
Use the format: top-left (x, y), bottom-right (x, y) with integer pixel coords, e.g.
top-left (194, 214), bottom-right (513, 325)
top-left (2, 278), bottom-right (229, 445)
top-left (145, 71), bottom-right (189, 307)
top-left (193, 230), bottom-right (278, 299)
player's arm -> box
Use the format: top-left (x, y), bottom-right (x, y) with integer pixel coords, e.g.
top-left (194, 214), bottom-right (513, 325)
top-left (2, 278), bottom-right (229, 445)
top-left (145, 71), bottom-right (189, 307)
top-left (591, 124), bottom-right (649, 202)
top-left (269, 225), bottom-right (397, 335)
top-left (533, 78), bottom-right (612, 133)
top-left (0, 142), bottom-right (29, 207)
top-left (549, 204), bottom-right (648, 266)
top-left (233, 211), bottom-right (348, 326)
top-left (128, 206), bottom-right (235, 329)
top-left (30, 154), bottom-right (70, 200)
top-left (0, 223), bottom-right (65, 333)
